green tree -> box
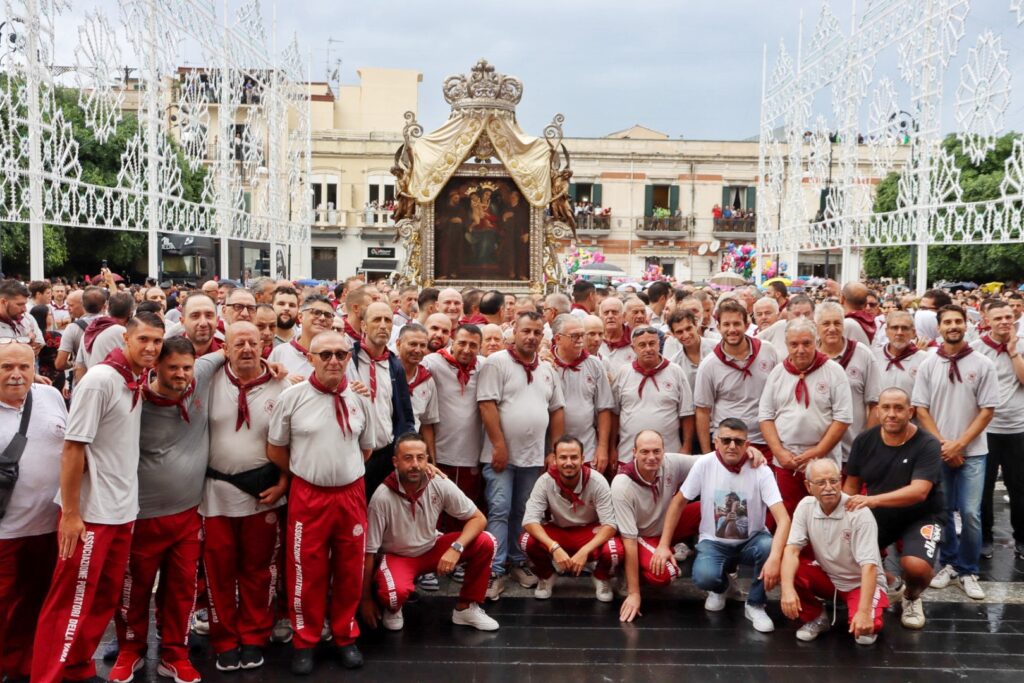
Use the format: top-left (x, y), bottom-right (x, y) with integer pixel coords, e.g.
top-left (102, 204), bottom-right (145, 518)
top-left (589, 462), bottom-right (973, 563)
top-left (863, 132), bottom-right (1024, 284)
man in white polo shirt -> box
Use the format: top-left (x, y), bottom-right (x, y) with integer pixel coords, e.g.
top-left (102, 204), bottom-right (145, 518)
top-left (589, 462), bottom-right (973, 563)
top-left (914, 304), bottom-right (998, 599)
top-left (665, 308), bottom-right (715, 392)
top-left (694, 300), bottom-right (778, 458)
top-left (874, 310), bottom-right (926, 397)
top-left (268, 294), bottom-right (335, 377)
top-left (397, 323), bottom-right (439, 445)
top-left (202, 322), bottom-right (290, 672)
top-left (548, 314), bottom-right (614, 472)
top-left (759, 317), bottom-right (853, 516)
top-left (598, 297), bottom-right (635, 377)
top-left (268, 331), bottom-right (377, 675)
top-left (612, 325), bottom-right (694, 469)
top-left (521, 436), bottom-right (619, 602)
top-left (32, 312), bottom-right (164, 683)
top-left (0, 343), bottom-right (67, 683)
top-left (478, 311), bottom-right (565, 599)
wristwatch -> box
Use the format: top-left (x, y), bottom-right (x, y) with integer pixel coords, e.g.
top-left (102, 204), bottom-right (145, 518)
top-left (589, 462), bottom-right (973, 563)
top-left (450, 541), bottom-right (464, 553)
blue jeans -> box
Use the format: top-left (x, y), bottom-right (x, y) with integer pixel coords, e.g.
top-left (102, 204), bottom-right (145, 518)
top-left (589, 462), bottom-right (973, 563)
top-left (693, 532), bottom-right (774, 606)
top-left (482, 464), bottom-right (542, 575)
top-left (940, 455), bottom-right (986, 575)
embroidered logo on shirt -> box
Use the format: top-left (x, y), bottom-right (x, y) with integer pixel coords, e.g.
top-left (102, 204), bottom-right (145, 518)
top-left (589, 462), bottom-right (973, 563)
top-left (352, 523), bottom-right (364, 537)
top-left (265, 512), bottom-right (278, 524)
top-left (815, 380), bottom-right (829, 396)
top-left (966, 371), bottom-right (978, 384)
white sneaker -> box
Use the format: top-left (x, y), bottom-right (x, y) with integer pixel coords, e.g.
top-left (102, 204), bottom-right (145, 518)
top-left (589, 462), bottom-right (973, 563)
top-left (190, 609), bottom-right (209, 636)
top-left (795, 613), bottom-right (830, 641)
top-left (930, 564), bottom-right (957, 589)
top-left (270, 617), bottom-right (293, 643)
top-left (485, 573), bottom-right (505, 602)
top-left (593, 576), bottom-right (614, 603)
top-left (855, 633), bottom-right (878, 645)
top-left (704, 591), bottom-right (727, 612)
top-left (744, 603), bottom-right (775, 633)
top-left (901, 596), bottom-right (926, 629)
top-left (672, 542), bottom-right (692, 562)
top-left (452, 603), bottom-right (500, 631)
top-left (534, 575), bottom-right (555, 600)
top-left (321, 618), bottom-right (331, 642)
top-left (417, 572), bottom-right (440, 591)
top-left (381, 608), bottom-right (404, 631)
top-left (959, 574), bottom-right (985, 600)
top-left (510, 564), bottom-right (539, 588)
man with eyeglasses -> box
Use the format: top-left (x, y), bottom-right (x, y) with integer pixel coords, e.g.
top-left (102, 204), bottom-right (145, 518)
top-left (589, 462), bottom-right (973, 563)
top-left (222, 288), bottom-right (258, 326)
top-left (549, 314), bottom-right (614, 473)
top-left (267, 331), bottom-right (377, 674)
top-left (655, 418), bottom-right (790, 633)
top-left (843, 387), bottom-right (944, 630)
top-left (598, 297), bottom-right (635, 377)
top-left (269, 294), bottom-right (335, 377)
top-left (781, 458), bottom-right (888, 646)
top-left (874, 310), bottom-right (926, 397)
top-left (0, 280), bottom-right (42, 348)
top-left (611, 325), bottom-right (694, 472)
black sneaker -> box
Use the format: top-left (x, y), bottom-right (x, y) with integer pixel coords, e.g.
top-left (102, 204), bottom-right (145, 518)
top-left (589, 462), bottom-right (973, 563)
top-left (215, 648), bottom-right (241, 672)
top-left (337, 643), bottom-right (364, 670)
top-left (1016, 543), bottom-right (1024, 559)
top-left (239, 645), bottom-right (264, 669)
top-left (981, 542), bottom-right (994, 559)
top-left (291, 648), bottom-right (315, 676)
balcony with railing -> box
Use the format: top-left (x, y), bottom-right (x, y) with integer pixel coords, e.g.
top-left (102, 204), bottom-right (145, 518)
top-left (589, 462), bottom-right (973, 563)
top-left (575, 213), bottom-right (613, 236)
top-left (310, 208), bottom-right (398, 236)
top-left (712, 216), bottom-right (757, 239)
top-left (635, 214), bottom-right (693, 240)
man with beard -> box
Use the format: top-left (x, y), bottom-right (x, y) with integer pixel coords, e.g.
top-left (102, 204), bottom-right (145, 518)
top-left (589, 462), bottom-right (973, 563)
top-left (268, 331), bottom-right (378, 674)
top-left (478, 311), bottom-right (565, 599)
top-left (272, 286), bottom-right (300, 345)
top-left (915, 305), bottom-right (998, 599)
top-left (520, 436), bottom-right (619, 602)
top-left (424, 313), bottom-right (453, 353)
top-left (0, 280), bottom-right (41, 345)
top-left (179, 293), bottom-right (221, 357)
top-left (50, 281), bottom-right (71, 329)
top-left (759, 318), bottom-right (853, 516)
top-left (269, 295), bottom-right (335, 377)
top-left (599, 297), bottom-right (635, 377)
top-left (874, 310), bottom-right (926, 396)
top-left (33, 313), bottom-right (165, 683)
top-left (549, 314), bottom-right (613, 473)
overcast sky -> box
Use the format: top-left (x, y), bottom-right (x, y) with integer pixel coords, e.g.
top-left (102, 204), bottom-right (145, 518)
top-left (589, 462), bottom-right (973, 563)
top-left (50, 0), bottom-right (1024, 140)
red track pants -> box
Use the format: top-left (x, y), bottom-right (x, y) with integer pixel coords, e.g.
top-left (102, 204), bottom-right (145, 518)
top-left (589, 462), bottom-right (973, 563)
top-left (0, 532), bottom-right (57, 679)
top-left (519, 525), bottom-right (621, 580)
top-left (31, 520), bottom-right (133, 683)
top-left (115, 507), bottom-right (202, 662)
top-left (202, 511), bottom-right (281, 654)
top-left (437, 465), bottom-right (484, 532)
top-left (794, 558), bottom-right (888, 631)
top-left (634, 501), bottom-right (701, 586)
top-left (376, 531), bottom-right (495, 612)
top-left (774, 465), bottom-right (808, 518)
top-left (287, 476), bottom-right (366, 650)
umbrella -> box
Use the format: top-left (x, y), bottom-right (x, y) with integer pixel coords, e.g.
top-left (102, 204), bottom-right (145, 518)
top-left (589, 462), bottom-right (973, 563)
top-left (709, 271), bottom-right (747, 287)
top-left (294, 278), bottom-right (323, 287)
top-left (576, 263), bottom-right (626, 278)
top-left (762, 277), bottom-right (792, 287)
top-left (981, 281), bottom-right (1004, 294)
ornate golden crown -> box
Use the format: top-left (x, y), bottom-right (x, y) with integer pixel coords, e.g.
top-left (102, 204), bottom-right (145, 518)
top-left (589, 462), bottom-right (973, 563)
top-left (443, 59), bottom-right (523, 114)
top-left (465, 181), bottom-right (500, 195)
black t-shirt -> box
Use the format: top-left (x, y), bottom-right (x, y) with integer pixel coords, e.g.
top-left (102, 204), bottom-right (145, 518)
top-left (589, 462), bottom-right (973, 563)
top-left (846, 425), bottom-right (945, 521)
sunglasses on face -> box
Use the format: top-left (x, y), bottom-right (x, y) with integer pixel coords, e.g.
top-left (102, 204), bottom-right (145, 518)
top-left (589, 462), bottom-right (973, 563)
top-left (316, 349), bottom-right (350, 362)
top-left (303, 308), bottom-right (334, 320)
top-left (717, 437), bottom-right (747, 446)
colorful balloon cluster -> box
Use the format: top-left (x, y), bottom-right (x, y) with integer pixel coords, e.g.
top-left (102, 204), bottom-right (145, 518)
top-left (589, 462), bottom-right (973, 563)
top-left (642, 262), bottom-right (664, 282)
top-left (562, 247), bottom-right (605, 275)
top-left (720, 242), bottom-right (757, 279)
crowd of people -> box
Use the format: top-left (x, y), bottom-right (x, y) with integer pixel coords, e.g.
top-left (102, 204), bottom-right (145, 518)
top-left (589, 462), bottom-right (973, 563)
top-left (712, 204), bottom-right (756, 220)
top-left (0, 271), bottom-right (1022, 681)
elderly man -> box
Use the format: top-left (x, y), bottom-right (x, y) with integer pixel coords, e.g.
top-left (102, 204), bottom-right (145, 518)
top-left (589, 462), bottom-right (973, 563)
top-left (781, 458), bottom-right (888, 646)
top-left (521, 436), bottom-right (618, 602)
top-left (655, 418), bottom-right (790, 633)
top-left (437, 288), bottom-right (464, 331)
top-left (0, 343), bottom-right (67, 682)
top-left (844, 387), bottom-right (944, 630)
top-left (480, 323), bottom-right (505, 356)
top-left (222, 288), bottom-right (257, 327)
top-left (393, 286), bottom-right (419, 330)
top-left (623, 297), bottom-right (649, 332)
top-left (268, 331), bottom-right (378, 674)
top-left (612, 325), bottom-right (694, 469)
top-left (815, 301), bottom-right (881, 464)
top-left (478, 311), bottom-right (565, 599)
top-left (202, 322), bottom-right (290, 672)
top-left (33, 312), bottom-right (164, 683)
top-left (269, 294), bottom-right (335, 377)
top-left (598, 297), bottom-right (635, 376)
top-left (759, 318), bottom-right (853, 516)
top-left (874, 310), bottom-right (926, 397)
top-left (549, 314), bottom-right (614, 472)
top-left (915, 305), bottom-right (999, 599)
top-left (752, 297), bottom-right (780, 334)
top-left (542, 293), bottom-right (571, 327)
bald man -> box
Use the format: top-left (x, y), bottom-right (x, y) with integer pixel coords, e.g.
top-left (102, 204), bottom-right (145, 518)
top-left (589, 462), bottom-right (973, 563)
top-left (583, 314), bottom-right (604, 357)
top-left (438, 288), bottom-right (464, 331)
top-left (841, 282), bottom-right (874, 347)
top-left (425, 313), bottom-right (453, 354)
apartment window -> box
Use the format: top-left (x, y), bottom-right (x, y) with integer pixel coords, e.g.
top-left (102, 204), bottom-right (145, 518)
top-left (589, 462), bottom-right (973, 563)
top-left (366, 175), bottom-right (396, 224)
top-left (644, 184), bottom-right (679, 216)
top-left (311, 247), bottom-right (337, 280)
top-left (310, 175), bottom-right (339, 221)
top-left (722, 185), bottom-right (756, 212)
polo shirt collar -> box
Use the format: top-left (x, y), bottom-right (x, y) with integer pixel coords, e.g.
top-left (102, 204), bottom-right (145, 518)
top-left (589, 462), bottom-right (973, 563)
top-left (811, 493), bottom-right (849, 520)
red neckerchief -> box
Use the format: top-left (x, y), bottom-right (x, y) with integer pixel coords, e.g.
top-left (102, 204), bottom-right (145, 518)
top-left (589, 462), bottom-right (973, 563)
top-left (143, 373), bottom-right (196, 423)
top-left (459, 313), bottom-right (488, 326)
top-left (99, 347), bottom-right (143, 409)
top-left (438, 349), bottom-right (475, 393)
top-left (383, 470), bottom-right (427, 519)
top-left (976, 321), bottom-right (991, 333)
top-left (52, 303), bottom-right (67, 311)
top-left (619, 461), bottom-right (660, 504)
top-left (937, 345), bottom-right (973, 383)
top-left (0, 313), bottom-right (24, 335)
top-left (551, 349), bottom-right (589, 376)
top-left (713, 336), bottom-right (761, 378)
top-left (362, 343), bottom-right (391, 401)
top-left (845, 310), bottom-right (877, 344)
top-left (981, 334), bottom-right (1009, 355)
top-left (83, 315), bottom-right (119, 353)
top-left (224, 362), bottom-right (273, 431)
top-left (408, 365), bottom-right (432, 391)
top-left (507, 346), bottom-right (539, 384)
top-left (632, 357), bottom-right (670, 398)
top-left (547, 464), bottom-right (591, 512)
top-left (603, 326), bottom-right (631, 351)
top-left (883, 344), bottom-right (919, 371)
top-left (199, 336), bottom-right (223, 357)
top-left (343, 317), bottom-right (361, 343)
top-left (571, 303), bottom-right (590, 314)
top-left (832, 339), bottom-right (857, 370)
top-left (308, 372), bottom-right (352, 435)
top-left (261, 345), bottom-right (272, 359)
top-left (782, 351), bottom-right (830, 408)
top-left (289, 338), bottom-right (308, 356)
top-left (779, 299), bottom-right (788, 312)
top-left (715, 449), bottom-right (744, 475)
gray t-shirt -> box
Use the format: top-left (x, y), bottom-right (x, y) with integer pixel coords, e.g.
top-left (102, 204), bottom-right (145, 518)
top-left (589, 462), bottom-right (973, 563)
top-left (970, 337), bottom-right (1024, 434)
top-left (694, 340), bottom-right (779, 444)
top-left (421, 352), bottom-right (484, 467)
top-left (366, 476), bottom-right (477, 556)
top-left (551, 354), bottom-right (615, 462)
top-left (610, 453), bottom-right (698, 539)
top-left (522, 469), bottom-right (617, 529)
top-left (912, 349), bottom-right (1000, 456)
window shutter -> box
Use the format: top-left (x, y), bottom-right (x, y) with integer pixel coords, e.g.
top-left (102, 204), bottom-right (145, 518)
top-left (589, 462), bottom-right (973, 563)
top-left (644, 185), bottom-right (654, 216)
top-left (722, 186), bottom-right (731, 208)
top-left (592, 183), bottom-right (602, 205)
top-left (569, 183), bottom-right (577, 201)
top-left (746, 186), bottom-right (757, 212)
top-left (669, 185), bottom-right (680, 212)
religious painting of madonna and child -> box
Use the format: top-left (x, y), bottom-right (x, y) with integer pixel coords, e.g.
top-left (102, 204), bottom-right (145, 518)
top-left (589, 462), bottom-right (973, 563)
top-left (434, 177), bottom-right (531, 281)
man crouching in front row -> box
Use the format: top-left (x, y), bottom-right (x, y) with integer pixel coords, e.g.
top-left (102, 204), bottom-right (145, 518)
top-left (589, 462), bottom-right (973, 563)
top-left (361, 433), bottom-right (499, 634)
